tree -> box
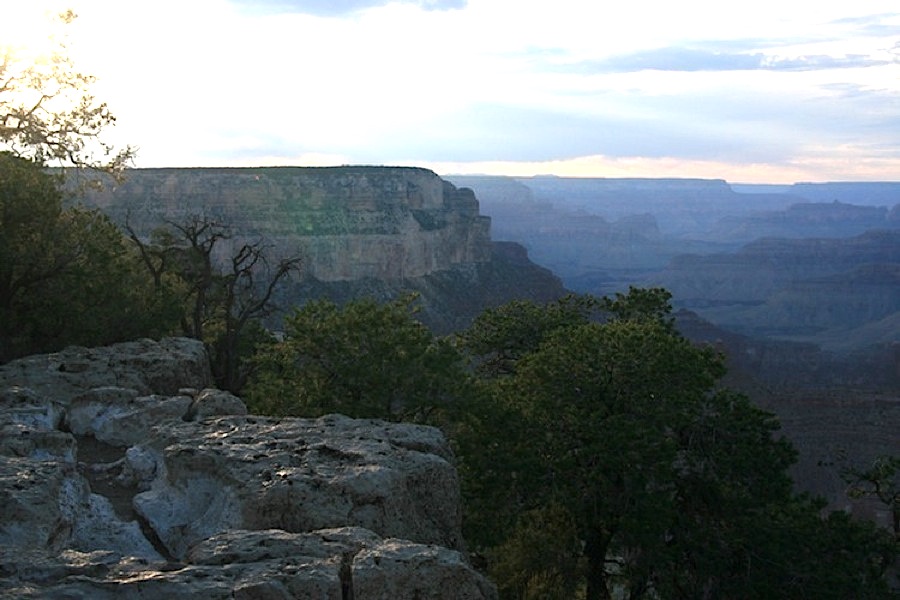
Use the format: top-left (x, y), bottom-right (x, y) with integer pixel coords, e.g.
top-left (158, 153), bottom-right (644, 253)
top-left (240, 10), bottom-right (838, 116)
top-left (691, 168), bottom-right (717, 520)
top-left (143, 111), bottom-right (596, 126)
top-left (0, 10), bottom-right (166, 360)
top-left (844, 454), bottom-right (900, 539)
top-left (0, 153), bottom-right (180, 361)
top-left (487, 503), bottom-right (584, 600)
top-left (457, 288), bottom-right (896, 599)
top-left (459, 293), bottom-right (601, 378)
top-left (0, 10), bottom-right (134, 173)
top-left (247, 295), bottom-right (468, 421)
top-left (507, 318), bottom-right (735, 599)
top-left (126, 215), bottom-right (302, 392)
top-left (598, 285), bottom-right (675, 329)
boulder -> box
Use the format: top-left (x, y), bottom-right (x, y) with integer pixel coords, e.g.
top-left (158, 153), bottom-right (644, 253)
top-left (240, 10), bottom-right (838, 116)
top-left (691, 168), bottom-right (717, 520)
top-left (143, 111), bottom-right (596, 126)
top-left (186, 388), bottom-right (249, 421)
top-left (67, 387), bottom-right (193, 446)
top-left (2, 527), bottom-right (492, 599)
top-left (0, 337), bottom-right (212, 404)
top-left (353, 539), bottom-right (499, 599)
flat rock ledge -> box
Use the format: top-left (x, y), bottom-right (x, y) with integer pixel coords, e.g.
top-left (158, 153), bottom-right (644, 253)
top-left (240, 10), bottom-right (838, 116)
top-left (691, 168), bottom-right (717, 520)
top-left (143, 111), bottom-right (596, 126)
top-left (0, 338), bottom-right (496, 599)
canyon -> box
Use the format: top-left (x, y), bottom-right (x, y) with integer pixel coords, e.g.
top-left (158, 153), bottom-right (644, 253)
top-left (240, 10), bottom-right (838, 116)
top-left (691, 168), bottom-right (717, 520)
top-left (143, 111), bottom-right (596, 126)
top-left (450, 175), bottom-right (900, 354)
top-left (49, 168), bottom-right (900, 554)
top-left (450, 175), bottom-right (900, 528)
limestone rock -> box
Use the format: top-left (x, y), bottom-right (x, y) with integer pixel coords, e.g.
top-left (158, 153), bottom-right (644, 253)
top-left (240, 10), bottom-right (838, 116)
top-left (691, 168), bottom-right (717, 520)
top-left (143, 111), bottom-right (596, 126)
top-left (0, 337), bottom-right (212, 405)
top-left (0, 338), bottom-right (495, 598)
top-left (2, 527), bottom-right (494, 599)
top-left (0, 386), bottom-right (73, 461)
top-left (0, 456), bottom-right (85, 557)
top-left (186, 388), bottom-right (249, 420)
top-left (67, 387), bottom-right (193, 446)
top-left (82, 167), bottom-right (493, 282)
top-left (134, 414), bottom-right (464, 559)
top-left (353, 538), bottom-right (498, 600)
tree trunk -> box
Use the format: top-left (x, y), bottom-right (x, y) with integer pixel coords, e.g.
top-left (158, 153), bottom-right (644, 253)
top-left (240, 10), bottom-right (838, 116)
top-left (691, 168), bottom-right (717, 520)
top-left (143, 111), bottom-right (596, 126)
top-left (585, 529), bottom-right (613, 600)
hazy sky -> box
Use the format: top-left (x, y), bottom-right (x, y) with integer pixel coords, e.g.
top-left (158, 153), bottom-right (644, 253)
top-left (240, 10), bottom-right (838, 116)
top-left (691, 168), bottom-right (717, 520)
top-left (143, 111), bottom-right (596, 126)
top-left (7, 0), bottom-right (900, 182)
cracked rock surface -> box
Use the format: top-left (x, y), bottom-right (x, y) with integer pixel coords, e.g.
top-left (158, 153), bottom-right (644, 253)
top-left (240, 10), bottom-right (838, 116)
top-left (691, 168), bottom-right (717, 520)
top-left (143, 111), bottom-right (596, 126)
top-left (0, 337), bottom-right (495, 599)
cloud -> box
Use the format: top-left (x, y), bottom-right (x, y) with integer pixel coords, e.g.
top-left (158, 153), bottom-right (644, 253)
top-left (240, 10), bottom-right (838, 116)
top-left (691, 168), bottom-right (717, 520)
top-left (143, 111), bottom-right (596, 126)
top-left (227, 0), bottom-right (465, 17)
top-left (573, 46), bottom-right (891, 74)
top-left (760, 54), bottom-right (892, 71)
top-left (829, 12), bottom-right (900, 36)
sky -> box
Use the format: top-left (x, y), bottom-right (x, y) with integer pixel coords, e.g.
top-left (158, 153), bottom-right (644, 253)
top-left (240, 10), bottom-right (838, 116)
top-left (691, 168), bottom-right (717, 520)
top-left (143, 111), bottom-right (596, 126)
top-left (5, 0), bottom-right (900, 182)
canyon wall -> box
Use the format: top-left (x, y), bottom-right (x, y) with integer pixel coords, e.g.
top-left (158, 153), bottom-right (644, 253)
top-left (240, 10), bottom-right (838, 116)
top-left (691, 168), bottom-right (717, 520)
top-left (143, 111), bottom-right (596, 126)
top-left (75, 167), bottom-right (566, 332)
top-left (82, 166), bottom-right (491, 282)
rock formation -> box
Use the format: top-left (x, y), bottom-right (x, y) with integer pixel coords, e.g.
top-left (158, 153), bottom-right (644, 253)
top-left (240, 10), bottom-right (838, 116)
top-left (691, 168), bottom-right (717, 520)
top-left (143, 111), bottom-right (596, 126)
top-left (0, 338), bottom-right (496, 598)
top-left (651, 230), bottom-right (900, 351)
top-left (675, 309), bottom-right (900, 532)
top-left (82, 166), bottom-right (491, 282)
top-left (708, 201), bottom-right (898, 242)
top-left (74, 166), bottom-right (566, 333)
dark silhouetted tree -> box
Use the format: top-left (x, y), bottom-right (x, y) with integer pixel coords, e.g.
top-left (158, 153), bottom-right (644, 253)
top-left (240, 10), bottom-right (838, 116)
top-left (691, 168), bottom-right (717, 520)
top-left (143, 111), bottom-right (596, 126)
top-left (126, 215), bottom-right (301, 392)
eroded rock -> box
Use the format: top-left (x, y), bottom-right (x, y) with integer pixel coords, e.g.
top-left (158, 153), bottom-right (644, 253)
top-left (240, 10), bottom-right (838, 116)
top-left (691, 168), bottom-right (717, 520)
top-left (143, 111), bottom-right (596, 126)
top-left (0, 338), bottom-right (495, 598)
top-left (0, 337), bottom-right (211, 404)
top-left (133, 414), bottom-right (463, 560)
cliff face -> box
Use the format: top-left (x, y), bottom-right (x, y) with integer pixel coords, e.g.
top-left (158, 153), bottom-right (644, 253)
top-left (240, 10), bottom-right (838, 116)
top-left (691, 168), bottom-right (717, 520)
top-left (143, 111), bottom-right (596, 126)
top-left (83, 166), bottom-right (491, 282)
top-left (76, 167), bottom-right (566, 332)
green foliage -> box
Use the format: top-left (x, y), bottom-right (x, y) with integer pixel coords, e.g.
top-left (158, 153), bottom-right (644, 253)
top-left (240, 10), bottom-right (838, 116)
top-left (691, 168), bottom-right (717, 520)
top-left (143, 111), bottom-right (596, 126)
top-left (844, 454), bottom-right (900, 539)
top-left (488, 503), bottom-right (584, 600)
top-left (720, 499), bottom-right (896, 599)
top-left (0, 153), bottom-right (180, 361)
top-left (459, 293), bottom-right (601, 377)
top-left (246, 295), bottom-right (467, 421)
top-left (451, 378), bottom-right (543, 550)
top-left (456, 287), bottom-right (897, 599)
top-left (598, 285), bottom-right (675, 329)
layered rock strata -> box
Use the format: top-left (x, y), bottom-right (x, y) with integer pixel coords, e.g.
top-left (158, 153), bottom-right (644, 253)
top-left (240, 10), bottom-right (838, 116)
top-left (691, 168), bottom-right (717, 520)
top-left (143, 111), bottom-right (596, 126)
top-left (80, 166), bottom-right (492, 282)
top-left (0, 338), bottom-right (495, 598)
top-left (75, 166), bottom-right (567, 333)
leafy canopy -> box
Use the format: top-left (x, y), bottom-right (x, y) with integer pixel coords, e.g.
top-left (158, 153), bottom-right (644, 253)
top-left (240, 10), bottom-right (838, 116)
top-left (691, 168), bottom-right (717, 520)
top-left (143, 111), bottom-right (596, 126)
top-left (247, 294), bottom-right (467, 421)
top-left (455, 288), bottom-right (896, 599)
top-left (0, 153), bottom-right (180, 361)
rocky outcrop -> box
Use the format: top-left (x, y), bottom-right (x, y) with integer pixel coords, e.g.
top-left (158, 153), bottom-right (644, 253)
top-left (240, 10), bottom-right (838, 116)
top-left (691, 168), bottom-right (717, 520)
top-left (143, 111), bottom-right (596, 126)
top-left (755, 389), bottom-right (900, 530)
top-left (447, 175), bottom-right (748, 295)
top-left (270, 241), bottom-right (568, 335)
top-left (655, 230), bottom-right (900, 305)
top-left (0, 338), bottom-right (495, 598)
top-left (674, 310), bottom-right (900, 533)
